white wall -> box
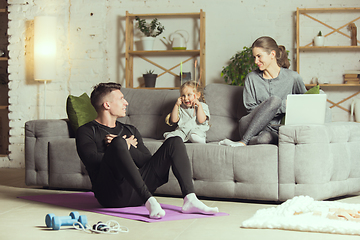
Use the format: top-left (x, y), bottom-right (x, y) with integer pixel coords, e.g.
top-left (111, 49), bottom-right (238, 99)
top-left (3, 0), bottom-right (360, 167)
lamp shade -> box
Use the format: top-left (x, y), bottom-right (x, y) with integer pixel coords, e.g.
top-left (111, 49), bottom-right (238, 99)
top-left (34, 16), bottom-right (57, 81)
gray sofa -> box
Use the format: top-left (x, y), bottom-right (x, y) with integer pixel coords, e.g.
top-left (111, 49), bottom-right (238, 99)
top-left (25, 83), bottom-right (360, 201)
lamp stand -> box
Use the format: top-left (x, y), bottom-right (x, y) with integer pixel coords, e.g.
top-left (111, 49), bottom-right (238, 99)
top-left (43, 80), bottom-right (47, 119)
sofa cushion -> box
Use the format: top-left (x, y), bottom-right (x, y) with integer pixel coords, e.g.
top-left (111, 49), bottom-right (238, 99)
top-left (120, 84), bottom-right (249, 142)
top-left (278, 122), bottom-right (360, 200)
top-left (66, 93), bottom-right (97, 132)
top-left (48, 138), bottom-right (91, 189)
top-left (204, 84), bottom-right (247, 142)
top-left (151, 141), bottom-right (279, 201)
top-left (120, 88), bottom-right (178, 139)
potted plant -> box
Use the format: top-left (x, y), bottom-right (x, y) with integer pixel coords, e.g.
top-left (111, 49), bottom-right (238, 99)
top-left (135, 16), bottom-right (165, 51)
top-left (143, 70), bottom-right (157, 88)
top-left (314, 31), bottom-right (325, 46)
top-left (221, 46), bottom-right (257, 86)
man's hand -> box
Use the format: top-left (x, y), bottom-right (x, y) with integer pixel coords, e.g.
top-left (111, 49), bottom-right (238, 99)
top-left (105, 134), bottom-right (138, 149)
top-left (105, 134), bottom-right (118, 145)
top-left (122, 135), bottom-right (138, 149)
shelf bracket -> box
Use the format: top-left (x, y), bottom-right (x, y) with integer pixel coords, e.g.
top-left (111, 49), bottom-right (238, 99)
top-left (302, 13), bottom-right (360, 47)
top-left (327, 91), bottom-right (360, 113)
top-left (135, 54), bottom-right (198, 78)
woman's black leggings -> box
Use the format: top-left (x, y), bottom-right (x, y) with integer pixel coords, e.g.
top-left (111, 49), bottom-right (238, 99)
top-left (93, 136), bottom-right (195, 208)
top-left (239, 96), bottom-right (282, 145)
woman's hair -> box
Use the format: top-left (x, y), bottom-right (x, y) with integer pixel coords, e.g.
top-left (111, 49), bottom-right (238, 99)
top-left (90, 82), bottom-right (122, 111)
top-left (251, 36), bottom-right (290, 69)
top-left (180, 81), bottom-right (206, 103)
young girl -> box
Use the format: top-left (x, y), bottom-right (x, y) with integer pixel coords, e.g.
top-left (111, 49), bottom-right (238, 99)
top-left (164, 81), bottom-right (210, 143)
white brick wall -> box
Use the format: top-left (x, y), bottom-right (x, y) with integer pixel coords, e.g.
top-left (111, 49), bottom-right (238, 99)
top-left (4, 0), bottom-right (360, 167)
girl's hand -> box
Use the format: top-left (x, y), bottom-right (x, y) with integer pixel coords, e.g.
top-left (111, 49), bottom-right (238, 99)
top-left (105, 134), bottom-right (118, 145)
top-left (122, 135), bottom-right (138, 149)
top-left (194, 99), bottom-right (207, 124)
top-left (192, 97), bottom-right (200, 107)
top-left (176, 97), bottom-right (182, 107)
top-left (170, 98), bottom-right (181, 124)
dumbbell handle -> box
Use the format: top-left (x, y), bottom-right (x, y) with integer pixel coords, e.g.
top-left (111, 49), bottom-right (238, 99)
top-left (52, 215), bottom-right (87, 230)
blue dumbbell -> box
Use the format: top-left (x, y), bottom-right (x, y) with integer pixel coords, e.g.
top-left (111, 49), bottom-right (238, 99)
top-left (45, 211), bottom-right (87, 230)
top-left (45, 212), bottom-right (79, 228)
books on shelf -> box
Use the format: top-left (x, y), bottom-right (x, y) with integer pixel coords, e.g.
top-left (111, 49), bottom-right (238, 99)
top-left (344, 71), bottom-right (360, 84)
top-left (345, 74), bottom-right (359, 78)
top-left (344, 73), bottom-right (360, 84)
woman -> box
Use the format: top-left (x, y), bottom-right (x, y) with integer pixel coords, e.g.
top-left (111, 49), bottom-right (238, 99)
top-left (220, 36), bottom-right (307, 147)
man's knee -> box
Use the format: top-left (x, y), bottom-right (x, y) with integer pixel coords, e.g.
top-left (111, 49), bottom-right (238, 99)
top-left (164, 136), bottom-right (183, 145)
top-left (109, 136), bottom-right (128, 150)
top-left (162, 136), bottom-right (186, 153)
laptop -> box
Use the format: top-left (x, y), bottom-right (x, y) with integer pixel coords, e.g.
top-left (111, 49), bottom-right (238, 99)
top-left (284, 94), bottom-right (327, 125)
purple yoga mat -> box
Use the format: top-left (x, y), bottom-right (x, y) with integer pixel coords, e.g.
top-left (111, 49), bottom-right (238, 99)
top-left (19, 192), bottom-right (228, 223)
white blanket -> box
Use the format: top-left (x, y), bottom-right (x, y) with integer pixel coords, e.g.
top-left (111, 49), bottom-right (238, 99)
top-left (241, 196), bottom-right (360, 235)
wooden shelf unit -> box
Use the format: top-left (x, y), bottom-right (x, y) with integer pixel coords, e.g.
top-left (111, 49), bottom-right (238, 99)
top-left (0, 7), bottom-right (8, 156)
top-left (125, 10), bottom-right (205, 89)
top-left (296, 7), bottom-right (360, 114)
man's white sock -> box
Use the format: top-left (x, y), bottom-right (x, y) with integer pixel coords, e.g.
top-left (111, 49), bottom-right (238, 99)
top-left (182, 193), bottom-right (219, 215)
top-left (145, 197), bottom-right (166, 219)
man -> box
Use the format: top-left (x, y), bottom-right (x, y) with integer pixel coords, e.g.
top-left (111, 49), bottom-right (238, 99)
top-left (76, 82), bottom-right (218, 219)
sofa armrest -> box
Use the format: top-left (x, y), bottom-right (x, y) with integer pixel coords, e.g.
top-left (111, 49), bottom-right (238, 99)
top-left (25, 119), bottom-right (74, 187)
top-left (48, 138), bottom-right (91, 190)
top-left (278, 122), bottom-right (360, 201)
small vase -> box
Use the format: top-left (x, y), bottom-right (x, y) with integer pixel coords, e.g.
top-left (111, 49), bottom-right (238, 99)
top-left (141, 37), bottom-right (155, 51)
top-left (143, 74), bottom-right (157, 87)
top-left (314, 36), bottom-right (325, 46)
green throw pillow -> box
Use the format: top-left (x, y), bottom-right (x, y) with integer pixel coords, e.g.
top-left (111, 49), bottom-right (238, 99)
top-left (66, 93), bottom-right (97, 131)
top-left (304, 84), bottom-right (320, 94)
top-left (280, 85), bottom-right (320, 125)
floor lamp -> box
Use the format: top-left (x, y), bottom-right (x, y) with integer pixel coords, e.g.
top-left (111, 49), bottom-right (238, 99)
top-left (34, 16), bottom-right (57, 119)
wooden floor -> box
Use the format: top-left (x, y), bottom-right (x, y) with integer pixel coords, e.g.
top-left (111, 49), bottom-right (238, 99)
top-left (1, 168), bottom-right (360, 240)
